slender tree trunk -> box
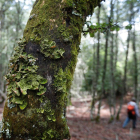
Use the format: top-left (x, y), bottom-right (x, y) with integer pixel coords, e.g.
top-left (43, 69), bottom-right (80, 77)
top-left (96, 7), bottom-right (101, 86)
top-left (0, 0), bottom-right (102, 139)
top-left (137, 45), bottom-right (140, 108)
top-left (114, 0), bottom-right (121, 121)
top-left (116, 1), bottom-right (133, 121)
top-left (0, 1), bottom-right (12, 102)
top-left (15, 0), bottom-right (20, 42)
top-left (107, 0), bottom-right (117, 123)
top-left (0, 6), bottom-right (5, 102)
top-left (96, 27), bottom-right (109, 122)
top-left (124, 32), bottom-right (130, 97)
top-left (96, 0), bottom-right (115, 123)
top-left (0, 4), bottom-right (5, 30)
top-left (96, 23), bottom-right (111, 123)
top-left (0, 64), bottom-right (2, 91)
top-left (0, 63), bottom-right (6, 102)
top-left (114, 30), bottom-right (118, 70)
top-left (114, 30), bottom-right (118, 118)
top-left (91, 7), bottom-right (100, 120)
top-left (123, 1), bottom-right (134, 96)
top-left (132, 24), bottom-right (138, 100)
top-left (109, 32), bottom-right (116, 122)
top-left (90, 38), bottom-right (97, 120)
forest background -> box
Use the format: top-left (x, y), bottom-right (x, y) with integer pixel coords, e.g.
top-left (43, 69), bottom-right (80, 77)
top-left (0, 0), bottom-right (140, 139)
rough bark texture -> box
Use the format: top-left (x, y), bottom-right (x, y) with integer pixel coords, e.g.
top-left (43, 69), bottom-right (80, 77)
top-left (0, 0), bottom-right (101, 139)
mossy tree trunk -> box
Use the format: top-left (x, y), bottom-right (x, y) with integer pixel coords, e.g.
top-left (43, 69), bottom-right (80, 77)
top-left (0, 0), bottom-right (102, 139)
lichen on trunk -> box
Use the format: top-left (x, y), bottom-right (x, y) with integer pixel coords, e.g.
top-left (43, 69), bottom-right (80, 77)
top-left (0, 0), bottom-right (102, 139)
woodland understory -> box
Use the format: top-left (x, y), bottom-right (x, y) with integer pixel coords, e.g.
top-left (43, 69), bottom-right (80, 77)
top-left (0, 0), bottom-right (140, 139)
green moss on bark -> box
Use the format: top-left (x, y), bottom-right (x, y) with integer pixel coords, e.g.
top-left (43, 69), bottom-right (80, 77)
top-left (5, 38), bottom-right (47, 111)
top-left (40, 39), bottom-right (65, 59)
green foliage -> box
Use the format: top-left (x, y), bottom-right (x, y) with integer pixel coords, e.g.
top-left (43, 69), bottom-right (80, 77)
top-left (19, 101), bottom-right (28, 110)
top-left (81, 48), bottom-right (123, 96)
top-left (80, 0), bottom-right (140, 101)
top-left (84, 20), bottom-right (120, 37)
top-left (90, 32), bottom-right (95, 37)
top-left (125, 24), bottom-right (132, 30)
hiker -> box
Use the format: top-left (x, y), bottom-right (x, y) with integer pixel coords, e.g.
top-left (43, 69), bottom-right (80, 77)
top-left (122, 97), bottom-right (139, 129)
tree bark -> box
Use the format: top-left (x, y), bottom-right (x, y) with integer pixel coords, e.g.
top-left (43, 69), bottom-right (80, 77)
top-left (114, 0), bottom-right (121, 121)
top-left (96, 21), bottom-right (109, 122)
top-left (91, 6), bottom-right (100, 120)
top-left (123, 1), bottom-right (133, 96)
top-left (108, 0), bottom-right (116, 122)
top-left (96, 0), bottom-right (114, 122)
top-left (132, 22), bottom-right (137, 100)
top-left (116, 1), bottom-right (133, 121)
top-left (0, 0), bottom-right (102, 139)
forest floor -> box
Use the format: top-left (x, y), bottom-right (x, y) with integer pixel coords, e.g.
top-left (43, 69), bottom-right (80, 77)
top-left (66, 95), bottom-right (140, 140)
top-left (0, 95), bottom-right (140, 140)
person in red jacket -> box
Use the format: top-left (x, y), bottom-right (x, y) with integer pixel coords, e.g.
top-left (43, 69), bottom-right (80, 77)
top-left (122, 97), bottom-right (139, 129)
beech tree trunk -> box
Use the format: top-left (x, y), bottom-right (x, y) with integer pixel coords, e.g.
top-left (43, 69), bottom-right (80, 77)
top-left (132, 19), bottom-right (137, 100)
top-left (0, 0), bottom-right (101, 139)
top-left (91, 6), bottom-right (100, 121)
top-left (108, 0), bottom-right (117, 123)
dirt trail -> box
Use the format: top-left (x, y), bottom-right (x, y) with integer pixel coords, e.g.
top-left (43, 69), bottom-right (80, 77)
top-left (0, 97), bottom-right (140, 140)
top-left (67, 97), bottom-right (140, 140)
